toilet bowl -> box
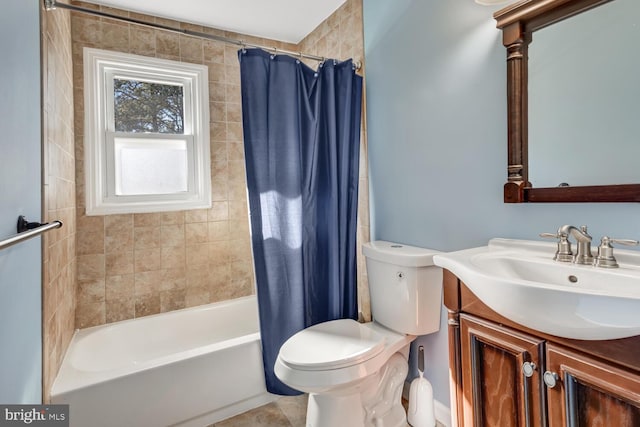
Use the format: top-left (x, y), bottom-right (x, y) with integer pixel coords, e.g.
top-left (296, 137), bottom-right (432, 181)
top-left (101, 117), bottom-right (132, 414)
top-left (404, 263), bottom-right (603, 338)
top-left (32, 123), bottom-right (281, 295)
top-left (274, 241), bottom-right (443, 427)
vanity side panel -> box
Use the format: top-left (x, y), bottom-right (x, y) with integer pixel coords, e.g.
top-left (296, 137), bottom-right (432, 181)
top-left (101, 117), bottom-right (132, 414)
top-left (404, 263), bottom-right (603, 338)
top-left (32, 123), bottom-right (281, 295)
top-left (443, 269), bottom-right (463, 427)
top-left (443, 269), bottom-right (460, 311)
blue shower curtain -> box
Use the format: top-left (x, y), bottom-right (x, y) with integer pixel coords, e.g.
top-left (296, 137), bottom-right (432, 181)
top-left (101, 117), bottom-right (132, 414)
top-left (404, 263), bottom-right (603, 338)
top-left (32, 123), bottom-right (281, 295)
top-left (239, 48), bottom-right (363, 395)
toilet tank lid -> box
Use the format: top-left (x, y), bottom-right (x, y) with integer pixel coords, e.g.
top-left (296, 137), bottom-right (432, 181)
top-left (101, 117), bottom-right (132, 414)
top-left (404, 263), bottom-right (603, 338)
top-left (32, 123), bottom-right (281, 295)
top-left (362, 241), bottom-right (441, 267)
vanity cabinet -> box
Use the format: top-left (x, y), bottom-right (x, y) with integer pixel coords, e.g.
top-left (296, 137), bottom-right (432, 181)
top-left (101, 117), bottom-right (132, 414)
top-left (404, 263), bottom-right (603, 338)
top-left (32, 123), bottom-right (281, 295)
top-left (444, 270), bottom-right (640, 427)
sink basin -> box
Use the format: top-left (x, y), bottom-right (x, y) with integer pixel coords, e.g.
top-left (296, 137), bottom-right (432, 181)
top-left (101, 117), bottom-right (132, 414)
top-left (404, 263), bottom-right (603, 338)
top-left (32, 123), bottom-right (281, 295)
top-left (433, 238), bottom-right (640, 340)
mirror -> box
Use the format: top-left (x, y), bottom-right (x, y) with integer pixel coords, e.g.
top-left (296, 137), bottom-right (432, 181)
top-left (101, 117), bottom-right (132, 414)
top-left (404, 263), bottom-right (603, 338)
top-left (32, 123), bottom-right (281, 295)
top-left (495, 0), bottom-right (640, 202)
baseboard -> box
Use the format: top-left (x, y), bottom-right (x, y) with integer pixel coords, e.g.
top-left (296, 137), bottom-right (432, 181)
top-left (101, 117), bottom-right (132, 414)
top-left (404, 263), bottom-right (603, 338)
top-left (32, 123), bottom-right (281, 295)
top-left (403, 380), bottom-right (452, 427)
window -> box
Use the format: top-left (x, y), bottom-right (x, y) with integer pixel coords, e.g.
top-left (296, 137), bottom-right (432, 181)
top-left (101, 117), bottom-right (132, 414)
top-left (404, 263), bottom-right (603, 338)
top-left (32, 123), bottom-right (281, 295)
top-left (84, 48), bottom-right (211, 215)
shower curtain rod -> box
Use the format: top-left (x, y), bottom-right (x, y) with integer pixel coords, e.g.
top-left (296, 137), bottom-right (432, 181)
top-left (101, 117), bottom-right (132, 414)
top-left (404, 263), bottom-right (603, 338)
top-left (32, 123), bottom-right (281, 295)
top-left (44, 0), bottom-right (361, 70)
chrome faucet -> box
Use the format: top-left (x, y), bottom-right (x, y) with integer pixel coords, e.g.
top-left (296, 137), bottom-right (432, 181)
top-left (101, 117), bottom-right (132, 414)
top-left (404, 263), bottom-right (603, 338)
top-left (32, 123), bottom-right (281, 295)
top-left (559, 225), bottom-right (593, 265)
top-left (541, 225), bottom-right (593, 264)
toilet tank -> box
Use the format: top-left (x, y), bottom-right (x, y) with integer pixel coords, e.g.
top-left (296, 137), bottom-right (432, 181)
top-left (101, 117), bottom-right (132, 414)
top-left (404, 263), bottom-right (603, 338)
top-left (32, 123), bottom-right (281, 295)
top-left (363, 241), bottom-right (442, 336)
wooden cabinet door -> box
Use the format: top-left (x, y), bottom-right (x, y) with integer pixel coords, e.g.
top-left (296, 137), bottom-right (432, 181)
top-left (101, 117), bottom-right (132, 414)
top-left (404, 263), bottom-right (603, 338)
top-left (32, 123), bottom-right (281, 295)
top-left (545, 344), bottom-right (640, 427)
top-left (460, 315), bottom-right (545, 427)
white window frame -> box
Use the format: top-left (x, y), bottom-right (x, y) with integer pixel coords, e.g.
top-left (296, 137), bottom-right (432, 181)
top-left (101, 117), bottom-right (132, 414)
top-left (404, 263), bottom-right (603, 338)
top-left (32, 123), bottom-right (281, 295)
top-left (84, 47), bottom-right (211, 215)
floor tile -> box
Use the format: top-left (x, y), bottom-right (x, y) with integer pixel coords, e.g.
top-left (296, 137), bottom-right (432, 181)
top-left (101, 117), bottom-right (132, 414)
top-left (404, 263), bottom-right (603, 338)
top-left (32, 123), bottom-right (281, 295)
top-left (213, 393), bottom-right (447, 426)
top-left (212, 402), bottom-right (292, 427)
top-left (275, 394), bottom-right (308, 426)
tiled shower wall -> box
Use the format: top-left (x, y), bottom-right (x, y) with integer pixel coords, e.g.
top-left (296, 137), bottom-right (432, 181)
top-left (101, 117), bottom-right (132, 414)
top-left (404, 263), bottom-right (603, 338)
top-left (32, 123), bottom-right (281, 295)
top-left (70, 0), bottom-right (369, 327)
top-left (41, 0), bottom-right (77, 402)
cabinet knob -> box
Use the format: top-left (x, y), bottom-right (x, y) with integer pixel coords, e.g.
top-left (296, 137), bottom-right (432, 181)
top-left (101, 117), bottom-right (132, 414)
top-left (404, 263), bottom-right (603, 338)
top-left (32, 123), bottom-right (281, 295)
top-left (543, 371), bottom-right (560, 388)
top-left (522, 362), bottom-right (536, 378)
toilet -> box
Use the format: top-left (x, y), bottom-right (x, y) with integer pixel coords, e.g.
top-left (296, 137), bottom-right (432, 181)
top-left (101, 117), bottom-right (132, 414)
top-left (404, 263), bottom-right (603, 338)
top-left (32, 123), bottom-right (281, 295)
top-left (274, 241), bottom-right (442, 427)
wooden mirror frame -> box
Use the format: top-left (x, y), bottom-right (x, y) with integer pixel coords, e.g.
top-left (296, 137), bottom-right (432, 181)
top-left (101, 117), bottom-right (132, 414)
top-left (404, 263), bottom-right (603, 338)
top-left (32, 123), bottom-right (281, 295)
top-left (495, 0), bottom-right (640, 203)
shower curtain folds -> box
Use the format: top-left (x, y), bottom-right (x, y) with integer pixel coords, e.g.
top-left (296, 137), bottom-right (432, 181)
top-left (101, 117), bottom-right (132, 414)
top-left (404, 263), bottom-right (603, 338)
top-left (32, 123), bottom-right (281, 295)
top-left (239, 48), bottom-right (363, 395)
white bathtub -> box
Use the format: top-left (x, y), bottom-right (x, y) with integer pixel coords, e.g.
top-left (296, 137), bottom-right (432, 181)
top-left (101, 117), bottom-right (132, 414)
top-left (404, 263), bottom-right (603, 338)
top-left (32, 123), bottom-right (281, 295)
top-left (51, 295), bottom-right (275, 427)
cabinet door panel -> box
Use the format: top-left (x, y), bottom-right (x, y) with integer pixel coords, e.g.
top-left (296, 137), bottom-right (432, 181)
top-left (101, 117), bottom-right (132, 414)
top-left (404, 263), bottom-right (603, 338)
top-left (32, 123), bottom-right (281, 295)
top-left (460, 315), bottom-right (545, 427)
top-left (546, 344), bottom-right (640, 427)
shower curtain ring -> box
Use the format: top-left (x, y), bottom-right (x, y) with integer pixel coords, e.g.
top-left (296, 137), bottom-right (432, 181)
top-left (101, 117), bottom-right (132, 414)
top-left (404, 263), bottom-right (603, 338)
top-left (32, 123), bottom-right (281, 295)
top-left (240, 41), bottom-right (247, 54)
top-left (270, 47), bottom-right (277, 59)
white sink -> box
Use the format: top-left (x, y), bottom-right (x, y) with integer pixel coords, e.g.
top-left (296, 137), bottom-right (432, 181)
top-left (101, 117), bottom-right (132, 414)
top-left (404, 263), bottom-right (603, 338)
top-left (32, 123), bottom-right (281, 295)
top-left (433, 238), bottom-right (640, 340)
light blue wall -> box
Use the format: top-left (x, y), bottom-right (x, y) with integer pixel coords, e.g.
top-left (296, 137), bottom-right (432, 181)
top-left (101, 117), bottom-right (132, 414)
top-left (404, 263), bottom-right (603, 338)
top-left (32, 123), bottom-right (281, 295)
top-left (363, 0), bottom-right (640, 410)
top-left (0, 0), bottom-right (42, 404)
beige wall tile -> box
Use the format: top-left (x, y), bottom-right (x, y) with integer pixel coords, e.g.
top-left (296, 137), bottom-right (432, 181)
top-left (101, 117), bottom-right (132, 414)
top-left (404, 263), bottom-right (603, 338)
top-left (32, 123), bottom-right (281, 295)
top-left (77, 278), bottom-right (105, 304)
top-left (228, 200), bottom-right (247, 219)
top-left (227, 123), bottom-right (243, 143)
top-left (204, 40), bottom-right (224, 63)
top-left (135, 293), bottom-right (161, 317)
top-left (102, 21), bottom-right (129, 51)
top-left (134, 226), bottom-right (161, 249)
top-left (156, 31), bottom-right (179, 57)
top-left (209, 82), bottom-right (225, 102)
top-left (105, 228), bottom-right (134, 253)
top-left (160, 289), bottom-right (186, 312)
top-left (208, 62), bottom-right (226, 83)
top-left (211, 179), bottom-right (229, 202)
top-left (185, 286), bottom-right (210, 307)
top-left (105, 214), bottom-right (133, 234)
top-left (211, 121), bottom-right (227, 141)
top-left (130, 26), bottom-right (155, 55)
top-left (208, 221), bottom-right (229, 241)
top-left (105, 274), bottom-right (134, 300)
top-left (134, 248), bottom-right (161, 272)
top-left (228, 220), bottom-right (249, 240)
top-left (106, 296), bottom-right (135, 323)
top-left (186, 264), bottom-right (209, 288)
top-left (185, 222), bottom-right (208, 244)
top-left (77, 230), bottom-right (104, 255)
top-left (160, 267), bottom-right (186, 291)
top-left (179, 35), bottom-right (203, 63)
top-left (76, 301), bottom-right (105, 328)
top-left (134, 270), bottom-right (162, 296)
top-left (186, 243), bottom-right (209, 266)
top-left (77, 254), bottom-right (105, 280)
top-left (105, 251), bottom-right (134, 276)
top-left (160, 224), bottom-right (185, 247)
top-left (185, 209), bottom-right (208, 223)
top-left (160, 246), bottom-right (186, 270)
top-left (161, 211), bottom-right (185, 225)
top-left (134, 212), bottom-right (162, 227)
top-left (208, 201), bottom-right (228, 221)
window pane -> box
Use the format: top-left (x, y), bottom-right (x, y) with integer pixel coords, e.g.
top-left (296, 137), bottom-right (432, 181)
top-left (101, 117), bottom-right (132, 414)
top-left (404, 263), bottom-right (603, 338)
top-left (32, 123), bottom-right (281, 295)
top-left (113, 78), bottom-right (185, 134)
top-left (114, 138), bottom-right (188, 195)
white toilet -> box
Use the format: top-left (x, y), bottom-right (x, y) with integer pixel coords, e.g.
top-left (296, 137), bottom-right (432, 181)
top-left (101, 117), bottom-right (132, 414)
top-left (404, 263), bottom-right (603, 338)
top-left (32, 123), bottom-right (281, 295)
top-left (274, 241), bottom-right (442, 427)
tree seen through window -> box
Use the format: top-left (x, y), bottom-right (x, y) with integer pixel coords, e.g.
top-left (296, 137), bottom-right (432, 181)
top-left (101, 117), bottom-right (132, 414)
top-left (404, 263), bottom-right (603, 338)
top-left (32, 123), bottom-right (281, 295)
top-left (113, 79), bottom-right (185, 134)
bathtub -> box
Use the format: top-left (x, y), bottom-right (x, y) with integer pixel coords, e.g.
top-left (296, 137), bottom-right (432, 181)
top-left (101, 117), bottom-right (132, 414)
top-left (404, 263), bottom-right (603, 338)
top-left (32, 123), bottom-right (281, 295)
top-left (51, 295), bottom-right (275, 427)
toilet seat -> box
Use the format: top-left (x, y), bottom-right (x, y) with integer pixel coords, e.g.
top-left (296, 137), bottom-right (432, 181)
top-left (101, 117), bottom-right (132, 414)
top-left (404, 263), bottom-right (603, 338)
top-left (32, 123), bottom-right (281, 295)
top-left (278, 319), bottom-right (386, 371)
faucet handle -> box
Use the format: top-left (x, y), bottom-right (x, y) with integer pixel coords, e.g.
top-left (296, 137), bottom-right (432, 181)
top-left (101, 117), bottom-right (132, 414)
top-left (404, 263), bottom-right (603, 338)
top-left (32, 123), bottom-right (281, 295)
top-left (608, 237), bottom-right (640, 247)
top-left (594, 237), bottom-right (639, 268)
top-left (540, 232), bottom-right (573, 262)
top-left (540, 232), bottom-right (559, 239)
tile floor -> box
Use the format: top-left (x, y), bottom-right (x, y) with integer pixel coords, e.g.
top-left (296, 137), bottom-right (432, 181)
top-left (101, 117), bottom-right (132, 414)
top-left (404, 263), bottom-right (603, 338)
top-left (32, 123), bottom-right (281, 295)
top-left (210, 394), bottom-right (446, 426)
top-left (209, 394), bottom-right (307, 427)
